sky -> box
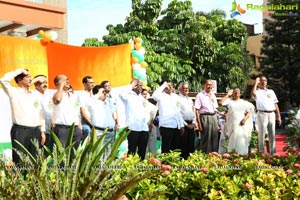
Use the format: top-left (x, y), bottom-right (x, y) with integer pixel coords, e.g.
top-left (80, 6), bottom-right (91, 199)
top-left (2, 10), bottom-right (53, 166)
top-left (68, 0), bottom-right (263, 46)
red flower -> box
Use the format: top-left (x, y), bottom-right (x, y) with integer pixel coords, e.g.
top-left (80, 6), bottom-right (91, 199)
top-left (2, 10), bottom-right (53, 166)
top-left (149, 157), bottom-right (161, 165)
top-left (223, 153), bottom-right (230, 158)
top-left (273, 153), bottom-right (281, 158)
top-left (233, 159), bottom-right (238, 164)
top-left (266, 159), bottom-right (272, 164)
top-left (161, 164), bottom-right (172, 171)
top-left (245, 183), bottom-right (252, 190)
top-left (119, 195), bottom-right (128, 200)
top-left (209, 152), bottom-right (220, 157)
top-left (286, 169), bottom-right (293, 175)
top-left (162, 170), bottom-right (170, 175)
top-left (294, 163), bottom-right (299, 169)
top-left (201, 167), bottom-right (209, 174)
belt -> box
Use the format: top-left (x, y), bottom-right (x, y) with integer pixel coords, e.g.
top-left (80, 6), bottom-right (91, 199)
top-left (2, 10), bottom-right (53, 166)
top-left (201, 113), bottom-right (215, 116)
top-left (13, 124), bottom-right (40, 129)
top-left (55, 124), bottom-right (78, 128)
top-left (185, 120), bottom-right (193, 124)
top-left (258, 110), bottom-right (275, 113)
top-left (94, 126), bottom-right (114, 132)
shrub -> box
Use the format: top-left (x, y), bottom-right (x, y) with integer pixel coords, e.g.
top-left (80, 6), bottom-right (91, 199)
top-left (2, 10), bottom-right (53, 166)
top-left (127, 151), bottom-right (300, 199)
top-left (0, 126), bottom-right (160, 199)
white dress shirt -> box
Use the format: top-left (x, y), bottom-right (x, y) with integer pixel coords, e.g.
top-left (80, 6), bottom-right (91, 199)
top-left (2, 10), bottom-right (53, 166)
top-left (33, 89), bottom-right (53, 133)
top-left (179, 93), bottom-right (196, 124)
top-left (77, 90), bottom-right (93, 119)
top-left (53, 92), bottom-right (80, 125)
top-left (0, 69), bottom-right (45, 131)
top-left (255, 88), bottom-right (278, 111)
top-left (88, 97), bottom-right (115, 129)
top-left (119, 86), bottom-right (149, 131)
top-left (152, 83), bottom-right (184, 129)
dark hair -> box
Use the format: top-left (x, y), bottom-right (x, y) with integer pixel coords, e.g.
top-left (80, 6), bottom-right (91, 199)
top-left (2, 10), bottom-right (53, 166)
top-left (92, 85), bottom-right (103, 95)
top-left (14, 69), bottom-right (29, 83)
top-left (142, 88), bottom-right (148, 93)
top-left (100, 80), bottom-right (109, 87)
top-left (160, 78), bottom-right (171, 86)
top-left (34, 74), bottom-right (46, 79)
top-left (82, 76), bottom-right (93, 84)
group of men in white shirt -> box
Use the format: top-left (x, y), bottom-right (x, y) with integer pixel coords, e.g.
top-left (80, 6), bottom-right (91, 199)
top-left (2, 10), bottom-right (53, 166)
top-left (7, 68), bottom-right (283, 164)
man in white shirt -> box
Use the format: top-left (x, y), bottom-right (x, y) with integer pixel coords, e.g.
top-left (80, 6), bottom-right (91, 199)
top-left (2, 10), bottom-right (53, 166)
top-left (32, 75), bottom-right (53, 149)
top-left (152, 79), bottom-right (184, 154)
top-left (52, 74), bottom-right (82, 149)
top-left (0, 69), bottom-right (46, 165)
top-left (251, 75), bottom-right (282, 154)
top-left (77, 76), bottom-right (95, 141)
top-left (119, 79), bottom-right (149, 160)
top-left (178, 81), bottom-right (196, 159)
top-left (100, 80), bottom-right (119, 130)
top-left (88, 85), bottom-right (116, 159)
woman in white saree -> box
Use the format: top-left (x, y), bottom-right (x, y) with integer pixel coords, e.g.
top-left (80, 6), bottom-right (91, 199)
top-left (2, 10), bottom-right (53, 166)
top-left (219, 88), bottom-right (255, 155)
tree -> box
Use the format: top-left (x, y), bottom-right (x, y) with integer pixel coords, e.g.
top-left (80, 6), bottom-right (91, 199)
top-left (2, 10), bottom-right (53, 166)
top-left (260, 0), bottom-right (300, 108)
top-left (83, 0), bottom-right (254, 92)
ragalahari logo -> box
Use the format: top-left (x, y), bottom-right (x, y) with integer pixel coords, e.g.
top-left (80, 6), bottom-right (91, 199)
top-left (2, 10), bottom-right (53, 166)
top-left (230, 0), bottom-right (247, 18)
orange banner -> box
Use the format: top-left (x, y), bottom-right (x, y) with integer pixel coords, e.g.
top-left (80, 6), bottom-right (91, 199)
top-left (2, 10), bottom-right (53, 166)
top-left (0, 35), bottom-right (133, 89)
top-left (46, 42), bottom-right (132, 90)
top-left (0, 35), bottom-right (48, 84)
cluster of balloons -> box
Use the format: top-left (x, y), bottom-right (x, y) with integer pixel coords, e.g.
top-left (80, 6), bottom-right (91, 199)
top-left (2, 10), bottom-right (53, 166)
top-left (37, 30), bottom-right (58, 46)
top-left (131, 37), bottom-right (147, 85)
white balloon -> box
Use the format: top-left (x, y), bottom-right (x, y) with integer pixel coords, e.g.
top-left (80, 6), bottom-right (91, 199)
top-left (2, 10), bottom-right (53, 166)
top-left (132, 63), bottom-right (141, 70)
top-left (139, 68), bottom-right (146, 74)
top-left (48, 30), bottom-right (58, 41)
top-left (138, 47), bottom-right (146, 56)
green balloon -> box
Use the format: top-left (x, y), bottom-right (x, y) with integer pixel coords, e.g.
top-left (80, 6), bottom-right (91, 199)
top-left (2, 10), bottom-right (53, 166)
top-left (132, 50), bottom-right (144, 62)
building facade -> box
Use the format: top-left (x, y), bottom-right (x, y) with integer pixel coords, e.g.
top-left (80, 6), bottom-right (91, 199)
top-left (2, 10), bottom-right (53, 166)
top-left (0, 0), bottom-right (67, 43)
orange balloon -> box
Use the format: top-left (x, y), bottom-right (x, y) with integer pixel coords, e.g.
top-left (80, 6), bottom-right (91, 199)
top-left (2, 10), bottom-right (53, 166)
top-left (132, 57), bottom-right (138, 64)
top-left (44, 32), bottom-right (52, 42)
top-left (134, 37), bottom-right (141, 44)
top-left (140, 61), bottom-right (148, 68)
top-left (134, 43), bottom-right (142, 50)
top-left (40, 39), bottom-right (48, 46)
top-left (38, 30), bottom-right (45, 36)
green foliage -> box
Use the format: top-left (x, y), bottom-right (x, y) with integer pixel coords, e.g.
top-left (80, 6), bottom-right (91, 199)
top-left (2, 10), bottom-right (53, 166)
top-left (127, 151), bottom-right (300, 199)
top-left (249, 130), bottom-right (258, 150)
top-left (0, 126), bottom-right (160, 199)
top-left (82, 0), bottom-right (254, 92)
top-left (285, 109), bottom-right (300, 151)
top-left (260, 0), bottom-right (300, 106)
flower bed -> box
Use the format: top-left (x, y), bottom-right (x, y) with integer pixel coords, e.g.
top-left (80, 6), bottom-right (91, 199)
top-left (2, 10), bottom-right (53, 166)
top-left (1, 126), bottom-right (300, 199)
top-left (127, 151), bottom-right (300, 199)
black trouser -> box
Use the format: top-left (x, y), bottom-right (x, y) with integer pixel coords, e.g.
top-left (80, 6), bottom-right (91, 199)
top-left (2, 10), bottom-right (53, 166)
top-left (160, 127), bottom-right (181, 154)
top-left (10, 124), bottom-right (41, 165)
top-left (53, 125), bottom-right (82, 148)
top-left (54, 125), bottom-right (82, 163)
top-left (127, 130), bottom-right (148, 160)
top-left (180, 126), bottom-right (195, 159)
